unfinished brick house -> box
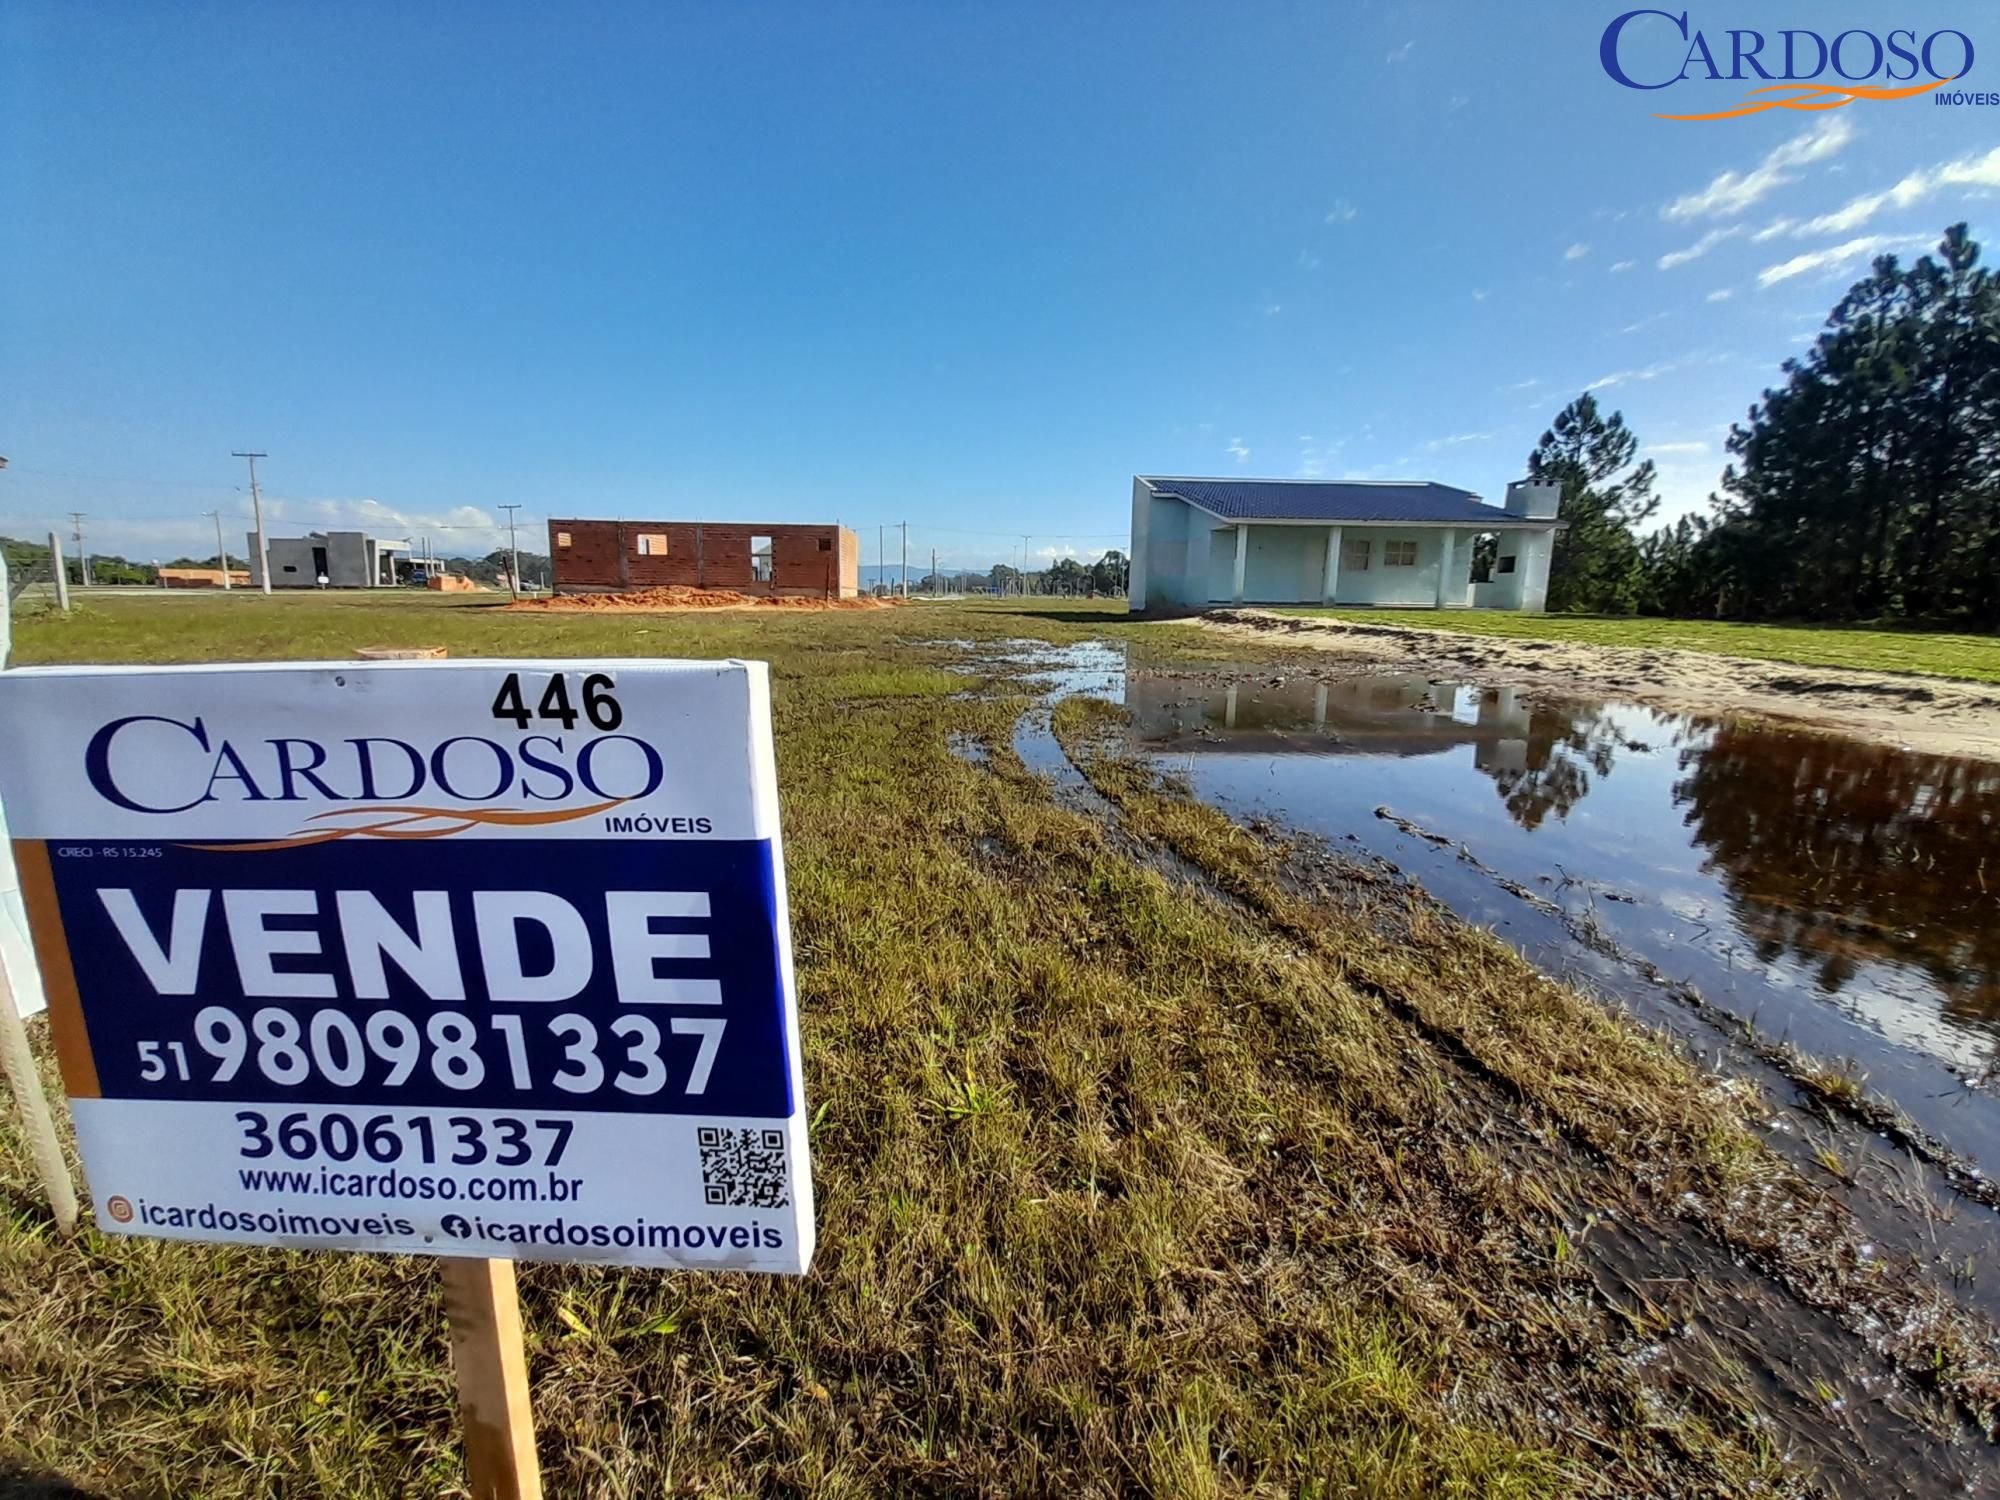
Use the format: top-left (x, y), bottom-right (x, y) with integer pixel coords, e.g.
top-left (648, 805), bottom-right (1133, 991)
top-left (547, 519), bottom-right (861, 598)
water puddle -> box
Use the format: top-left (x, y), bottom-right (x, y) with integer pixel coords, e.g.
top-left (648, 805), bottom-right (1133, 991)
top-left (1122, 668), bottom-right (2000, 1174)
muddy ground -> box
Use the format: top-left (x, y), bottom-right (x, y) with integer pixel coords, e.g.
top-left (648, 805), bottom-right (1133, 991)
top-left (1201, 610), bottom-right (2000, 764)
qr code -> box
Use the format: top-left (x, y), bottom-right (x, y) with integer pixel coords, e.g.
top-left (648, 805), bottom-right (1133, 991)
top-left (697, 1127), bottom-right (790, 1208)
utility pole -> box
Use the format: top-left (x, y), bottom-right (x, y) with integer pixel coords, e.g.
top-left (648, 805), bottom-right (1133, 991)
top-left (1021, 535), bottom-right (1030, 597)
top-left (205, 510), bottom-right (232, 589)
top-left (231, 452), bottom-right (270, 594)
top-left (67, 513), bottom-right (91, 587)
top-left (931, 547), bottom-right (937, 597)
top-left (899, 522), bottom-right (908, 598)
top-left (499, 505), bottom-right (523, 599)
top-left (878, 525), bottom-right (884, 598)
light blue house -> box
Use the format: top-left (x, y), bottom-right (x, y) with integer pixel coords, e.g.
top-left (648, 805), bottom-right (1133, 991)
top-left (1128, 476), bottom-right (1563, 613)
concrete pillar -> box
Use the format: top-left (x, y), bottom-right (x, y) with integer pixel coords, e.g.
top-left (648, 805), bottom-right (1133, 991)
top-left (1231, 524), bottom-right (1248, 604)
top-left (1224, 684), bottom-right (1239, 728)
top-left (1321, 525), bottom-right (1342, 605)
top-left (48, 533), bottom-right (70, 612)
top-left (1313, 683), bottom-right (1328, 727)
top-left (1435, 528), bottom-right (1457, 608)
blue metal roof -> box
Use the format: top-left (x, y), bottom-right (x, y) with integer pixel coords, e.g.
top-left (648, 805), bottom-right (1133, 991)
top-left (1144, 477), bottom-right (1535, 525)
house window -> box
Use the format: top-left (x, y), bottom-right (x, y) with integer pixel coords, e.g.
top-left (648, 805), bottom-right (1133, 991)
top-left (1341, 539), bottom-right (1372, 571)
top-left (555, 531), bottom-right (572, 548)
top-left (1497, 555), bottom-right (1518, 574)
top-left (751, 534), bottom-right (774, 583)
top-left (635, 533), bottom-right (668, 556)
top-left (817, 537), bottom-right (832, 552)
top-left (1384, 540), bottom-right (1419, 567)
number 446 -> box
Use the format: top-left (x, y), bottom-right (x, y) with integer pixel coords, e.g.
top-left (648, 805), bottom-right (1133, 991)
top-left (491, 672), bottom-right (621, 731)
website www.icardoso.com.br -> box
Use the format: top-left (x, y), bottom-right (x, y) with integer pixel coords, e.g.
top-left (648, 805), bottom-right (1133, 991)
top-left (238, 1164), bottom-right (583, 1203)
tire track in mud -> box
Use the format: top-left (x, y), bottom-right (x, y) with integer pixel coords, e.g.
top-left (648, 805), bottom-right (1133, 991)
top-left (981, 696), bottom-right (2000, 1493)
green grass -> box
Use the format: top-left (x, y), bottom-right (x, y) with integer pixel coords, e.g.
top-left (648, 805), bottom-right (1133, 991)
top-left (1265, 607), bottom-right (2000, 685)
top-left (0, 591), bottom-right (1976, 1497)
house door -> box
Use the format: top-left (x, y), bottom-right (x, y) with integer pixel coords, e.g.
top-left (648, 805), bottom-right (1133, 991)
top-left (310, 546), bottom-right (329, 580)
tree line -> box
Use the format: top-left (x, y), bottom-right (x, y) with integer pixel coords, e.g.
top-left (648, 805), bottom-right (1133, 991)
top-left (1524, 223), bottom-right (2000, 625)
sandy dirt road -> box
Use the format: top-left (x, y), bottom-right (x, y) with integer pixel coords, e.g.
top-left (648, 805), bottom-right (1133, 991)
top-left (1201, 609), bottom-right (2000, 764)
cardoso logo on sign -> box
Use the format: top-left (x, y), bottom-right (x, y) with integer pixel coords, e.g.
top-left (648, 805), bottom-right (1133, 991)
top-left (80, 671), bottom-right (668, 847)
top-left (1601, 11), bottom-right (1981, 119)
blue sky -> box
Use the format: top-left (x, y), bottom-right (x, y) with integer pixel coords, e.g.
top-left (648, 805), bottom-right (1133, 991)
top-left (4, 2), bottom-right (1997, 570)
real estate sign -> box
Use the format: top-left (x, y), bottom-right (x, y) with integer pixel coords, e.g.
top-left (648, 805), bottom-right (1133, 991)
top-left (0, 659), bottom-right (813, 1273)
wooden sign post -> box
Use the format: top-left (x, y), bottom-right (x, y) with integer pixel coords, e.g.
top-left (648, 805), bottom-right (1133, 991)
top-left (441, 1256), bottom-right (542, 1500)
top-left (0, 942), bottom-right (80, 1235)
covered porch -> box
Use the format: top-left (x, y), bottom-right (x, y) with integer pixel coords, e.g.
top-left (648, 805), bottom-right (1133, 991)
top-left (1203, 521), bottom-right (1479, 608)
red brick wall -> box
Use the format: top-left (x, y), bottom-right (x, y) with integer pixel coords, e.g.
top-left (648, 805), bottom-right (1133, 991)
top-left (548, 521), bottom-right (859, 598)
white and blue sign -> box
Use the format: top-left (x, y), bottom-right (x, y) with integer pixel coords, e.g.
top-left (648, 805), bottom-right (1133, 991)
top-left (0, 659), bottom-right (814, 1272)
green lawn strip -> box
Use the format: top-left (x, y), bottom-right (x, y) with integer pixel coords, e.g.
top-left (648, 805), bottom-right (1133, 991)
top-left (1264, 608), bottom-right (2000, 685)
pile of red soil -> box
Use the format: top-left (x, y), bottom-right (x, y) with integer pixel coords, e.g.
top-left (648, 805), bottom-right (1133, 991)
top-left (510, 586), bottom-right (899, 613)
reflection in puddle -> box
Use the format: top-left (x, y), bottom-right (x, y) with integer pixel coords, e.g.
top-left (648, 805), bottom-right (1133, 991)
top-left (1126, 668), bottom-right (2000, 1145)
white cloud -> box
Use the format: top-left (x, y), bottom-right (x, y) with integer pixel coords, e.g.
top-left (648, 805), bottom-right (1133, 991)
top-left (1386, 40), bottom-right (1415, 63)
top-left (1297, 248), bottom-right (1321, 271)
top-left (1564, 242), bottom-right (1591, 261)
top-left (1619, 312), bottom-right (1668, 334)
top-left (1609, 259), bottom-right (1636, 272)
top-left (1757, 233), bottom-right (1930, 287)
top-left (1751, 218), bottom-right (1795, 243)
top-left (1297, 434), bottom-right (1315, 442)
top-left (1448, 94), bottom-right (1470, 110)
top-left (1423, 431), bottom-right (1493, 451)
top-left (1263, 303), bottom-right (1283, 316)
top-left (1586, 356), bottom-right (1684, 391)
top-left (1502, 376), bottom-right (1541, 392)
top-left (1705, 288), bottom-right (1734, 302)
top-left (1659, 224), bottom-right (1743, 270)
top-left (1791, 144), bottom-right (2000, 237)
top-left (1227, 437), bottom-right (1250, 463)
top-left (1324, 199), bottom-right (1359, 224)
top-left (1662, 116), bottom-right (1854, 221)
top-left (1471, 288), bottom-right (1488, 302)
top-left (1643, 441), bottom-right (1709, 456)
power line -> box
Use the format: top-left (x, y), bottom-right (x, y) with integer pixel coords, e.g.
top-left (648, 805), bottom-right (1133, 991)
top-left (67, 512), bottom-right (91, 587)
top-left (499, 504), bottom-right (522, 599)
top-left (231, 451), bottom-right (271, 595)
top-left (203, 510), bottom-right (233, 590)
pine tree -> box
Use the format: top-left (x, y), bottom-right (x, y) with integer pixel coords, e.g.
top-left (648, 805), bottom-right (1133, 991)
top-left (1525, 393), bottom-right (1658, 613)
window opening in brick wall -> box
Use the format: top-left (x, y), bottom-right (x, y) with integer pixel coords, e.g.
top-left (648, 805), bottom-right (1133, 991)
top-left (635, 533), bottom-right (668, 556)
top-left (751, 534), bottom-right (774, 583)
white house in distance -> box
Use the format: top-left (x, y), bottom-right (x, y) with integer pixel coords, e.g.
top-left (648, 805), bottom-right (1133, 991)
top-left (1128, 476), bottom-right (1564, 612)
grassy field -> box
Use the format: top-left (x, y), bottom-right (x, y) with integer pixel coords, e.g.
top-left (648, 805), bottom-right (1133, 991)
top-left (0, 592), bottom-right (1990, 1496)
top-left (1266, 607), bottom-right (2000, 685)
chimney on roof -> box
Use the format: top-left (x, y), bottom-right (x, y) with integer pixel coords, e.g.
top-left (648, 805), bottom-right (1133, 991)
top-left (1504, 479), bottom-right (1561, 519)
